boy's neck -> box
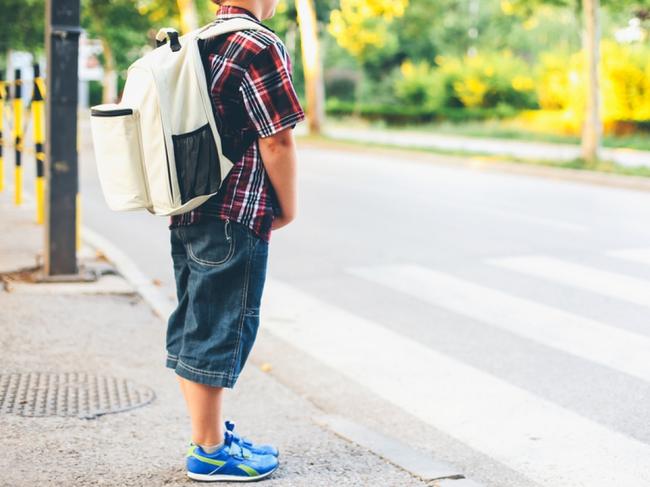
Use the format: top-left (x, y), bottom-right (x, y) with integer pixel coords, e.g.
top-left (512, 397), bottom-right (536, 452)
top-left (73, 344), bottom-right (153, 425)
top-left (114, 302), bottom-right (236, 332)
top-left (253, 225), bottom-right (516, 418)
top-left (219, 1), bottom-right (262, 21)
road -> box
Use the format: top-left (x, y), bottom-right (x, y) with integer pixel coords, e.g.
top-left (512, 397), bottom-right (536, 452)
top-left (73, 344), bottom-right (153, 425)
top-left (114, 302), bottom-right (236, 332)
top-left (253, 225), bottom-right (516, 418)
top-left (71, 119), bottom-right (650, 486)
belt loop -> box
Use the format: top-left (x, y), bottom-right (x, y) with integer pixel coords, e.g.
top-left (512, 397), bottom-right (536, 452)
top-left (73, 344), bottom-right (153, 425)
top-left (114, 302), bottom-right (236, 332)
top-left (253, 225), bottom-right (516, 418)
top-left (225, 218), bottom-right (232, 241)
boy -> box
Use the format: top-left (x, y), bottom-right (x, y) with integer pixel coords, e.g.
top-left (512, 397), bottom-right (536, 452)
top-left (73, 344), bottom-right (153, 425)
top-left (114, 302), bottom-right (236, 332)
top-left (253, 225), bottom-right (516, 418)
top-left (165, 0), bottom-right (305, 481)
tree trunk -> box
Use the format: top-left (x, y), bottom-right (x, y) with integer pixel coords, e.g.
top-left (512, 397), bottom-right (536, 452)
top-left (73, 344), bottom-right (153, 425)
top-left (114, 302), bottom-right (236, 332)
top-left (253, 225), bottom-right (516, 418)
top-left (295, 0), bottom-right (325, 135)
top-left (581, 0), bottom-right (601, 163)
top-left (177, 0), bottom-right (199, 34)
top-left (101, 39), bottom-right (118, 104)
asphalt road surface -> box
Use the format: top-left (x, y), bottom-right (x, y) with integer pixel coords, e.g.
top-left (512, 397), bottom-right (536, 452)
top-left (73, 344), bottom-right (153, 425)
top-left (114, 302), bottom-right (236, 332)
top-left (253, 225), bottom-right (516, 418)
top-left (69, 121), bottom-right (650, 486)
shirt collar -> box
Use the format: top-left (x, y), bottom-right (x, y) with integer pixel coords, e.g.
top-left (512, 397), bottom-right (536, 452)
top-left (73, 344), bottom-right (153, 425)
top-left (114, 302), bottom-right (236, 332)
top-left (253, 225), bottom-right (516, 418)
top-left (216, 5), bottom-right (261, 22)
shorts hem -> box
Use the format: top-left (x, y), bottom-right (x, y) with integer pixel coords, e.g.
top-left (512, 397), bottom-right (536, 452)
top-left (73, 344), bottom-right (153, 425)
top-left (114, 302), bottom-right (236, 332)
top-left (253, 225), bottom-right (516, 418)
top-left (166, 355), bottom-right (238, 388)
top-left (166, 354), bottom-right (179, 369)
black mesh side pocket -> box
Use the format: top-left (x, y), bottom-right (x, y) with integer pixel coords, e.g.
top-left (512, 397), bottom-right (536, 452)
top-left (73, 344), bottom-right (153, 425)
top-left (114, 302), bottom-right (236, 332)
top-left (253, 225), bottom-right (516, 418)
top-left (172, 124), bottom-right (221, 204)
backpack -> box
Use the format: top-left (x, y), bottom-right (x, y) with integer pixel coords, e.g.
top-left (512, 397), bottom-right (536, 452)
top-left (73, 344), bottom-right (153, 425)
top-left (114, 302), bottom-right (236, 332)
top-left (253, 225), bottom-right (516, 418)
top-left (89, 18), bottom-right (268, 216)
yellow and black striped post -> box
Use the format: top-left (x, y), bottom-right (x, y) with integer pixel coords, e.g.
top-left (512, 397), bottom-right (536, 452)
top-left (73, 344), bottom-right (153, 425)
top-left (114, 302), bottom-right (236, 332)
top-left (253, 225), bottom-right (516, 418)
top-left (13, 68), bottom-right (23, 205)
top-left (0, 70), bottom-right (5, 193)
top-left (32, 63), bottom-right (46, 224)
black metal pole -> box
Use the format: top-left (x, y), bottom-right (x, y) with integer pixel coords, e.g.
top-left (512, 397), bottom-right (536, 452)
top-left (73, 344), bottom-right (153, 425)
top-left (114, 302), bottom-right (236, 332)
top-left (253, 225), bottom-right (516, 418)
top-left (45, 0), bottom-right (81, 276)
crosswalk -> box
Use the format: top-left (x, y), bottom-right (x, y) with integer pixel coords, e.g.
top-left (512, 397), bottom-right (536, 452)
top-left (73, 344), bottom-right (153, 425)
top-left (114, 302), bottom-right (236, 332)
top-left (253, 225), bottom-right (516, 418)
top-left (347, 264), bottom-right (650, 384)
top-left (607, 248), bottom-right (650, 267)
top-left (262, 247), bottom-right (650, 487)
top-left (489, 255), bottom-right (650, 308)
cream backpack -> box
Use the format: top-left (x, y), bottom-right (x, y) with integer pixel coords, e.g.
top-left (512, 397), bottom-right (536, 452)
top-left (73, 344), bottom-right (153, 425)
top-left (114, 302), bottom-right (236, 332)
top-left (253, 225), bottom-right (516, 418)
top-left (90, 18), bottom-right (267, 215)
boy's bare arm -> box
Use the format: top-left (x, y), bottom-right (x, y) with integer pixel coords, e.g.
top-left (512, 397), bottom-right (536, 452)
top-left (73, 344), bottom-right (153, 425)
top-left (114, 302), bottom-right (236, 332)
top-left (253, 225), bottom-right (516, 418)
top-left (258, 128), bottom-right (298, 230)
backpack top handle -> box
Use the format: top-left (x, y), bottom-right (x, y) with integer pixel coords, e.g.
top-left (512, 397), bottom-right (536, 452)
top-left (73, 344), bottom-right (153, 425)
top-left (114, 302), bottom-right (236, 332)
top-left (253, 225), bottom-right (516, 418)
top-left (155, 28), bottom-right (182, 52)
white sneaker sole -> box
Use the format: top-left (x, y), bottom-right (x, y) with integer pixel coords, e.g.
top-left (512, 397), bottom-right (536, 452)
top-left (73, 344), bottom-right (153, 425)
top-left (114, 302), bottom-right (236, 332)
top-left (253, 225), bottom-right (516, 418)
top-left (187, 464), bottom-right (278, 482)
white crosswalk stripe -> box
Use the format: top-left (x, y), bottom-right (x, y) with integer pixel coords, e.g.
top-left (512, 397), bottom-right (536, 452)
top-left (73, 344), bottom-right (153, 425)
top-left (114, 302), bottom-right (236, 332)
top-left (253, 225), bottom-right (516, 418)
top-left (607, 248), bottom-right (650, 267)
top-left (262, 276), bottom-right (650, 487)
top-left (344, 264), bottom-right (650, 383)
top-left (489, 255), bottom-right (650, 308)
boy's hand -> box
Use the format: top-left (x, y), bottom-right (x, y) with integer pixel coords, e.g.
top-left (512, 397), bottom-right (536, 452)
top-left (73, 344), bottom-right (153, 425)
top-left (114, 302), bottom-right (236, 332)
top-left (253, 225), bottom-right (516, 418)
top-left (259, 127), bottom-right (298, 231)
top-left (271, 215), bottom-right (293, 231)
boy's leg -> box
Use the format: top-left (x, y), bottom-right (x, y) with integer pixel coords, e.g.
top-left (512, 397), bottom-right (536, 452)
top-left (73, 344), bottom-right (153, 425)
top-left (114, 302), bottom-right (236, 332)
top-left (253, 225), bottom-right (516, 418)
top-left (177, 376), bottom-right (224, 446)
top-left (169, 219), bottom-right (270, 450)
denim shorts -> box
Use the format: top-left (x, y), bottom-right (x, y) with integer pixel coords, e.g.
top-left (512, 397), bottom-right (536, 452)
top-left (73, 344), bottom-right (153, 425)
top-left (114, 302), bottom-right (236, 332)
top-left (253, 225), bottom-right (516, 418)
top-left (165, 217), bottom-right (269, 388)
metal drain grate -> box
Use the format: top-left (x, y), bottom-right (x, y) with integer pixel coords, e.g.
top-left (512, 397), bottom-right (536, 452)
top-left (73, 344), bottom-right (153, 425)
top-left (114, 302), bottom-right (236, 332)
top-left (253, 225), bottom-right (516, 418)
top-left (0, 372), bottom-right (155, 419)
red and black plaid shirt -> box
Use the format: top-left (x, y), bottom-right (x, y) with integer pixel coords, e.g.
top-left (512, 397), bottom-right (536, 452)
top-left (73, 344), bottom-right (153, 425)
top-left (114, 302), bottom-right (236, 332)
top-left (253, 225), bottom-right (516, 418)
top-left (169, 5), bottom-right (306, 243)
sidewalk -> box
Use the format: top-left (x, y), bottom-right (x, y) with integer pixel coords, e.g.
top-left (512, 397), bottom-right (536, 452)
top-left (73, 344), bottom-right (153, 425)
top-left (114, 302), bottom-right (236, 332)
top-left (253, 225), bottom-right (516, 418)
top-left (316, 124), bottom-right (650, 169)
top-left (0, 192), bottom-right (427, 486)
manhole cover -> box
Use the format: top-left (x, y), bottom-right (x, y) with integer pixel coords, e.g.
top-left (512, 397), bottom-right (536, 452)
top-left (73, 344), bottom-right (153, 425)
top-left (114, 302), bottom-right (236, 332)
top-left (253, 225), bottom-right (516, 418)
top-left (0, 372), bottom-right (155, 419)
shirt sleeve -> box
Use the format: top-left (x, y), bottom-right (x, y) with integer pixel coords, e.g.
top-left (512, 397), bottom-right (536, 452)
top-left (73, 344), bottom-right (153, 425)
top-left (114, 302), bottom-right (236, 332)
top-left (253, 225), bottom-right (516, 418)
top-left (239, 40), bottom-right (306, 138)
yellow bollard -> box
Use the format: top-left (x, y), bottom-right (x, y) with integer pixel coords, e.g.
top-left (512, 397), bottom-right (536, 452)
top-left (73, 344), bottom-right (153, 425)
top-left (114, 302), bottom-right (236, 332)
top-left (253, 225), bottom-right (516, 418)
top-left (0, 71), bottom-right (5, 193)
top-left (32, 63), bottom-right (46, 224)
top-left (13, 69), bottom-right (23, 206)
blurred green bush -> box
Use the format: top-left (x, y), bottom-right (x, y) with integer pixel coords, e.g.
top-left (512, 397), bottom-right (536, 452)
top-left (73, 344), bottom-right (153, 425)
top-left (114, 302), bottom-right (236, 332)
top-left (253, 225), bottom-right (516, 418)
top-left (329, 40), bottom-right (650, 133)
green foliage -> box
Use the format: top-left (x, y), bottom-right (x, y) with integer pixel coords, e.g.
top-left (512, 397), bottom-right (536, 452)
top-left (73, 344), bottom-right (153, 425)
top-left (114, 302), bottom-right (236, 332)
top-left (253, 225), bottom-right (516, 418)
top-left (326, 98), bottom-right (518, 124)
top-left (393, 61), bottom-right (448, 110)
top-left (82, 0), bottom-right (156, 73)
top-left (195, 0), bottom-right (218, 24)
top-left (3, 0), bottom-right (650, 131)
top-left (506, 0), bottom-right (650, 16)
top-left (390, 51), bottom-right (537, 117)
top-left (88, 80), bottom-right (103, 105)
top-left (505, 0), bottom-right (573, 17)
top-left (327, 0), bottom-right (408, 78)
top-left (535, 40), bottom-right (650, 127)
top-left (0, 0), bottom-right (45, 55)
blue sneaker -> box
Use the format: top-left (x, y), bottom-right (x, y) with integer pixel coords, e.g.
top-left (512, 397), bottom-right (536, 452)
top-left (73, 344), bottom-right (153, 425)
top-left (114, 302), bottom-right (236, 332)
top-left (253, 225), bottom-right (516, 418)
top-left (225, 420), bottom-right (279, 457)
top-left (186, 431), bottom-right (279, 482)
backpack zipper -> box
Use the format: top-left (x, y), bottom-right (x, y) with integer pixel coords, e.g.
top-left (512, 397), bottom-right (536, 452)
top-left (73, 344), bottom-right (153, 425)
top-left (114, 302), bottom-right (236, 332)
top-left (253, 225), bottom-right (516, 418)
top-left (90, 108), bottom-right (134, 117)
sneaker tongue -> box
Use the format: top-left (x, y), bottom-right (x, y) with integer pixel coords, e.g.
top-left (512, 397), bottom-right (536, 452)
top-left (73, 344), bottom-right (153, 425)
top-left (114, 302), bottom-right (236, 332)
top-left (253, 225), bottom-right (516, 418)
top-left (224, 431), bottom-right (234, 447)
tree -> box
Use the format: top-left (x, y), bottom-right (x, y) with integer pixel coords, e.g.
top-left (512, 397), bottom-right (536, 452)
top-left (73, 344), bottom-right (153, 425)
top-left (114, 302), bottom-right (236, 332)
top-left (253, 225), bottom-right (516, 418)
top-left (81, 0), bottom-right (188, 103)
top-left (295, 0), bottom-right (325, 134)
top-left (582, 0), bottom-right (601, 162)
top-left (327, 0), bottom-right (409, 62)
top-left (265, 0), bottom-right (338, 135)
top-left (509, 0), bottom-right (650, 162)
top-left (0, 0), bottom-right (45, 55)
top-left (82, 0), bottom-right (157, 102)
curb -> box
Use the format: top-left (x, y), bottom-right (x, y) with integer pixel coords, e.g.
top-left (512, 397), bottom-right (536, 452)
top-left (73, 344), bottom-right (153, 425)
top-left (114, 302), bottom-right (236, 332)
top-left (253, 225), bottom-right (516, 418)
top-left (81, 226), bottom-right (175, 320)
top-left (316, 414), bottom-right (485, 485)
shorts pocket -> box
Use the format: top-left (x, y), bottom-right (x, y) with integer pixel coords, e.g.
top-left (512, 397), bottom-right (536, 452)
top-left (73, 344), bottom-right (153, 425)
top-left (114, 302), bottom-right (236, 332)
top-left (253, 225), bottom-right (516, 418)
top-left (186, 219), bottom-right (235, 267)
top-left (172, 124), bottom-right (221, 205)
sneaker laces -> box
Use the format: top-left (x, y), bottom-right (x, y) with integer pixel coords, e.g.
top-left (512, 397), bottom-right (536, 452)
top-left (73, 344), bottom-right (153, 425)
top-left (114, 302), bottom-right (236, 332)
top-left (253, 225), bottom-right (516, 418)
top-left (224, 430), bottom-right (253, 460)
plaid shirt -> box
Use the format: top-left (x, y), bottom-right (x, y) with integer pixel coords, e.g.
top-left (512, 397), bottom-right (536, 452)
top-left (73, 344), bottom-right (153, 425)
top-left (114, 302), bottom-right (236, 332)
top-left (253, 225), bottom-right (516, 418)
top-left (169, 5), bottom-right (306, 243)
